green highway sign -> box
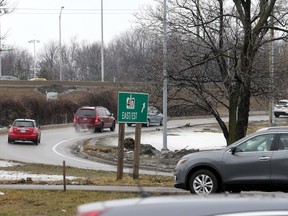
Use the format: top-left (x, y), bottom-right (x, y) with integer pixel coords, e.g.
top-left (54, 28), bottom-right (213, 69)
top-left (117, 92), bottom-right (149, 123)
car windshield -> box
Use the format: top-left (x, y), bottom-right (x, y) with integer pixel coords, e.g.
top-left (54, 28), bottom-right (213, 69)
top-left (77, 109), bottom-right (96, 116)
top-left (14, 121), bottom-right (34, 127)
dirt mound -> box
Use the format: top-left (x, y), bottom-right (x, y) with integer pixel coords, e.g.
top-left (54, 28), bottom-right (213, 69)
top-left (73, 137), bottom-right (199, 172)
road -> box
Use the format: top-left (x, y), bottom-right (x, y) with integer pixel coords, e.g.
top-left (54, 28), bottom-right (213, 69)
top-left (0, 114), bottom-right (271, 176)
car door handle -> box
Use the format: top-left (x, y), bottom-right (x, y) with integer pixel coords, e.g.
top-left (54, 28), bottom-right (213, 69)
top-left (258, 156), bottom-right (270, 161)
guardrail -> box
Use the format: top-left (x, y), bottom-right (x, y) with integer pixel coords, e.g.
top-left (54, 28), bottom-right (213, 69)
top-left (0, 80), bottom-right (152, 90)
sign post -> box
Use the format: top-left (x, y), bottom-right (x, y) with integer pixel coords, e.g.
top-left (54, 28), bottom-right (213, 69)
top-left (117, 92), bottom-right (149, 180)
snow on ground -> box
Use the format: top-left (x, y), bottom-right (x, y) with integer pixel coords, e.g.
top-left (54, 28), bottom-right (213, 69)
top-left (104, 126), bottom-right (227, 151)
top-left (0, 160), bottom-right (77, 181)
top-left (141, 127), bottom-right (227, 151)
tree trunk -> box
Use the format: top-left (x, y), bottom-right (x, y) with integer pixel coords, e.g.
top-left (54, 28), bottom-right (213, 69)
top-left (228, 89), bottom-right (239, 145)
top-left (236, 84), bottom-right (251, 140)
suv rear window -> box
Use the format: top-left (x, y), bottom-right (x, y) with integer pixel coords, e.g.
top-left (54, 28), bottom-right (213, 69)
top-left (76, 109), bottom-right (96, 116)
top-left (278, 101), bottom-right (288, 105)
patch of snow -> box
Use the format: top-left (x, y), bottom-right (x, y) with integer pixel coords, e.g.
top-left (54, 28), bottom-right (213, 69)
top-left (141, 127), bottom-right (227, 151)
top-left (0, 161), bottom-right (21, 168)
top-left (0, 160), bottom-right (77, 181)
top-left (0, 170), bottom-right (76, 181)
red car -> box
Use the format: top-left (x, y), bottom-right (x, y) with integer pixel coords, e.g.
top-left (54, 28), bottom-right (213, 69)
top-left (8, 119), bottom-right (41, 145)
top-left (73, 106), bottom-right (116, 133)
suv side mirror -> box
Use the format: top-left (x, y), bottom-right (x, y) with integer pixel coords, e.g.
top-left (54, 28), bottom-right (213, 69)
top-left (231, 147), bottom-right (236, 155)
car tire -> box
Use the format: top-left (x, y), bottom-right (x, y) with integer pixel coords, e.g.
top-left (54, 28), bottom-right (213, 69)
top-left (159, 118), bottom-right (163, 126)
top-left (189, 169), bottom-right (218, 195)
top-left (144, 119), bottom-right (150, 127)
top-left (274, 113), bottom-right (280, 118)
top-left (127, 123), bottom-right (132, 127)
top-left (34, 137), bottom-right (39, 145)
top-left (8, 138), bottom-right (13, 144)
top-left (110, 121), bottom-right (115, 131)
top-left (98, 123), bottom-right (104, 133)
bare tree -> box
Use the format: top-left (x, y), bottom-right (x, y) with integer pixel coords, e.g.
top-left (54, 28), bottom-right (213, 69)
top-left (138, 0), bottom-right (288, 144)
top-left (38, 41), bottom-right (59, 80)
top-left (2, 48), bottom-right (33, 79)
top-left (106, 28), bottom-right (163, 82)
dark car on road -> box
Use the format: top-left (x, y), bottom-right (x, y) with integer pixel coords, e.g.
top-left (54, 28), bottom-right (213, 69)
top-left (73, 106), bottom-right (116, 133)
top-left (8, 119), bottom-right (41, 145)
top-left (127, 106), bottom-right (163, 127)
top-left (174, 126), bottom-right (288, 194)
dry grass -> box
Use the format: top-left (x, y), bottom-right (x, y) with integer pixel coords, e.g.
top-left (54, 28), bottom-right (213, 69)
top-left (0, 163), bottom-right (174, 215)
top-left (0, 162), bottom-right (173, 187)
top-left (0, 189), bottom-right (140, 216)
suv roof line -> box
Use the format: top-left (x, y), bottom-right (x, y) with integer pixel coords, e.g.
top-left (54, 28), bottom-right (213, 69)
top-left (257, 126), bottom-right (288, 132)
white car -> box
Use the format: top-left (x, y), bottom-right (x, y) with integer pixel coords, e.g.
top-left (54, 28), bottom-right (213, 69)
top-left (274, 99), bottom-right (288, 117)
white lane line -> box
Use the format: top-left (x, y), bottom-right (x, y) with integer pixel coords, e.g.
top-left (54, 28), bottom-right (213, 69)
top-left (52, 137), bottom-right (114, 167)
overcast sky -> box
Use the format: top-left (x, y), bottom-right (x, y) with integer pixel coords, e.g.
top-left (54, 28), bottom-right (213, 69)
top-left (1, 0), bottom-right (158, 54)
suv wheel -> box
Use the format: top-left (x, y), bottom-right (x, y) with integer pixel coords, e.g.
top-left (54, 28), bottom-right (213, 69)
top-left (189, 169), bottom-right (218, 195)
top-left (110, 121), bottom-right (115, 131)
top-left (98, 123), bottom-right (104, 133)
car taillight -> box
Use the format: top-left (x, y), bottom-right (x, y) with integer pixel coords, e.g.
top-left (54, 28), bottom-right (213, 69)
top-left (33, 128), bottom-right (38, 134)
top-left (78, 210), bottom-right (107, 216)
top-left (73, 115), bottom-right (76, 122)
top-left (95, 116), bottom-right (100, 123)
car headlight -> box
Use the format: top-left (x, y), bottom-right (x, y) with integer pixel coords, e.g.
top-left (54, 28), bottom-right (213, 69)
top-left (177, 157), bottom-right (188, 165)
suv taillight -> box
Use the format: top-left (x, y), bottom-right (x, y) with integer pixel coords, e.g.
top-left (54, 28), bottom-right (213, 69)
top-left (95, 116), bottom-right (100, 123)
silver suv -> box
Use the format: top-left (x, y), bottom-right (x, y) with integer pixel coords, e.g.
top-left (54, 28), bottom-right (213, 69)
top-left (274, 99), bottom-right (288, 117)
top-left (174, 126), bottom-right (288, 194)
top-left (127, 106), bottom-right (163, 127)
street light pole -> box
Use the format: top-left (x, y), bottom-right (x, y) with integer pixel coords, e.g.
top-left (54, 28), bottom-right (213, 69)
top-left (101, 0), bottom-right (104, 82)
top-left (0, 8), bottom-right (8, 76)
top-left (28, 39), bottom-right (40, 78)
top-left (162, 0), bottom-right (168, 152)
top-left (59, 6), bottom-right (64, 81)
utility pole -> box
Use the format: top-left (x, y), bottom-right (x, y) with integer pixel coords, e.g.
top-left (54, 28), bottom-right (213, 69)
top-left (101, 0), bottom-right (104, 82)
top-left (162, 0), bottom-right (168, 152)
top-left (28, 39), bottom-right (40, 78)
top-left (0, 8), bottom-right (8, 76)
top-left (269, 11), bottom-right (275, 126)
top-left (59, 6), bottom-right (64, 81)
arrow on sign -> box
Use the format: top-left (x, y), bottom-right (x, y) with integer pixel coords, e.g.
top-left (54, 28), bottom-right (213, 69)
top-left (141, 103), bottom-right (146, 113)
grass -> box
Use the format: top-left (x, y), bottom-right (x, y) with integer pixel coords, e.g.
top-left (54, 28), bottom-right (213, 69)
top-left (0, 189), bottom-right (141, 216)
top-left (0, 162), bottom-right (173, 187)
top-left (0, 162), bottom-right (174, 215)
